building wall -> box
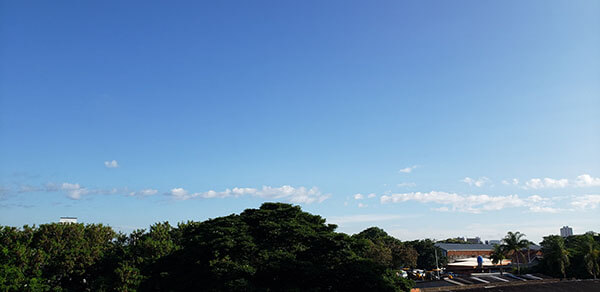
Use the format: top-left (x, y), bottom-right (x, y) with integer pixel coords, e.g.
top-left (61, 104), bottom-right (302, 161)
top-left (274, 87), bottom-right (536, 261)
top-left (59, 218), bottom-right (77, 224)
top-left (560, 226), bottom-right (573, 237)
top-left (446, 250), bottom-right (493, 261)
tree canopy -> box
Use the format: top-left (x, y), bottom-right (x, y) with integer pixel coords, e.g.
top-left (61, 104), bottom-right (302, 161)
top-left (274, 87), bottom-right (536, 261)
top-left (0, 203), bottom-right (420, 292)
top-left (537, 232), bottom-right (600, 280)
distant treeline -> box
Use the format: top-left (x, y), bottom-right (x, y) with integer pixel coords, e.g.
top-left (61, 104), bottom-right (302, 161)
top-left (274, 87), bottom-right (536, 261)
top-left (1, 203), bottom-right (447, 292)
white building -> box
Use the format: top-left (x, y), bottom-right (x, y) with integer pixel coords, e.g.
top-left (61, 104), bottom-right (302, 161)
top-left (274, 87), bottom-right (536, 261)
top-left (560, 226), bottom-right (573, 237)
top-left (59, 217), bottom-right (77, 224)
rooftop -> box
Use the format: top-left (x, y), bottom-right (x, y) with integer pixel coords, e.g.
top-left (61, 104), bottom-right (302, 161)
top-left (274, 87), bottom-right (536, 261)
top-left (435, 243), bottom-right (495, 251)
top-left (435, 243), bottom-right (542, 251)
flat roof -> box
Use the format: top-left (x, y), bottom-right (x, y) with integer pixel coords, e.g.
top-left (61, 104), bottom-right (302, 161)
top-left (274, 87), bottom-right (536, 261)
top-left (435, 243), bottom-right (495, 251)
top-left (435, 243), bottom-right (542, 252)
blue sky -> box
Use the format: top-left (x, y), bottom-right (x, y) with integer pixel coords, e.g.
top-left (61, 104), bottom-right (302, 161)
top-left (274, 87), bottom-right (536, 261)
top-left (1, 0), bottom-right (599, 243)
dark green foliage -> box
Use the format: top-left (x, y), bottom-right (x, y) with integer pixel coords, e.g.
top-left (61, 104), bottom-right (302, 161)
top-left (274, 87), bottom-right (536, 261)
top-left (0, 223), bottom-right (115, 291)
top-left (564, 233), bottom-right (600, 280)
top-left (537, 233), bottom-right (600, 280)
top-left (383, 269), bottom-right (416, 292)
top-left (490, 244), bottom-right (506, 264)
top-left (580, 234), bottom-right (600, 279)
top-left (0, 203), bottom-right (416, 291)
top-left (405, 239), bottom-right (447, 270)
top-left (540, 235), bottom-right (570, 278)
top-left (438, 238), bottom-right (469, 244)
top-left (352, 227), bottom-right (419, 269)
top-left (143, 203), bottom-right (408, 291)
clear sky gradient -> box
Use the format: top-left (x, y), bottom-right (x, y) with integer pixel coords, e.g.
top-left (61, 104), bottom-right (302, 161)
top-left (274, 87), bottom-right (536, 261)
top-left (1, 0), bottom-right (599, 243)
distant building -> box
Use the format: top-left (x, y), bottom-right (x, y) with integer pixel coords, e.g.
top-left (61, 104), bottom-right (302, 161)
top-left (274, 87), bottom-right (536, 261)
top-left (59, 217), bottom-right (77, 224)
top-left (560, 226), bottom-right (573, 237)
top-left (489, 240), bottom-right (502, 245)
top-left (436, 243), bottom-right (542, 265)
top-left (466, 237), bottom-right (482, 244)
top-left (435, 243), bottom-right (495, 262)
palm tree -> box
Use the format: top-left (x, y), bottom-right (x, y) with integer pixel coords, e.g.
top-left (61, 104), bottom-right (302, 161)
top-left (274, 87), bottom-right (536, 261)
top-left (541, 235), bottom-right (570, 279)
top-left (582, 235), bottom-right (600, 279)
top-left (490, 244), bottom-right (506, 275)
top-left (502, 231), bottom-right (529, 274)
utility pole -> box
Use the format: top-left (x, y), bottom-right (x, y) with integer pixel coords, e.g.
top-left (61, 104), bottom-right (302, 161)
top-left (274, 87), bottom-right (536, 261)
top-left (435, 248), bottom-right (440, 279)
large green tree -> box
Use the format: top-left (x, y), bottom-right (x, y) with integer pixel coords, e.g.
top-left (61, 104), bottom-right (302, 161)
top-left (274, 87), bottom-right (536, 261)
top-left (406, 239), bottom-right (447, 270)
top-left (0, 223), bottom-right (115, 291)
top-left (142, 203), bottom-right (412, 291)
top-left (540, 235), bottom-right (570, 279)
top-left (0, 203), bottom-right (419, 291)
top-left (352, 227), bottom-right (418, 269)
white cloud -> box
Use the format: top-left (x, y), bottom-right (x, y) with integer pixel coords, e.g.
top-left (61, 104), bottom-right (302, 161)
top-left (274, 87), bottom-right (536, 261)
top-left (380, 191), bottom-right (532, 213)
top-left (170, 187), bottom-right (192, 200)
top-left (574, 174), bottom-right (600, 187)
top-left (432, 206), bottom-right (450, 212)
top-left (129, 189), bottom-right (158, 197)
top-left (379, 190), bottom-right (573, 214)
top-left (327, 214), bottom-right (417, 224)
top-left (528, 206), bottom-right (560, 213)
top-left (104, 160), bottom-right (119, 168)
top-left (524, 178), bottom-right (569, 189)
top-left (571, 194), bottom-right (600, 210)
top-left (19, 182), bottom-right (155, 200)
top-left (399, 165), bottom-right (418, 173)
top-left (502, 178), bottom-right (519, 186)
top-left (354, 193), bottom-right (377, 200)
top-left (59, 183), bottom-right (89, 200)
top-left (397, 182), bottom-right (417, 187)
top-left (168, 185), bottom-right (330, 204)
top-left (358, 202), bottom-right (367, 208)
top-left (461, 177), bottom-right (490, 187)
top-left (18, 185), bottom-right (41, 193)
top-left (526, 194), bottom-right (544, 203)
top-left (524, 195), bottom-right (564, 213)
top-left (521, 174), bottom-right (599, 190)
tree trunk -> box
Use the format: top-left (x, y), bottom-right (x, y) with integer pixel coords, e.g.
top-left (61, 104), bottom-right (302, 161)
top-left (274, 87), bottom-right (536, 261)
top-left (516, 251), bottom-right (520, 275)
